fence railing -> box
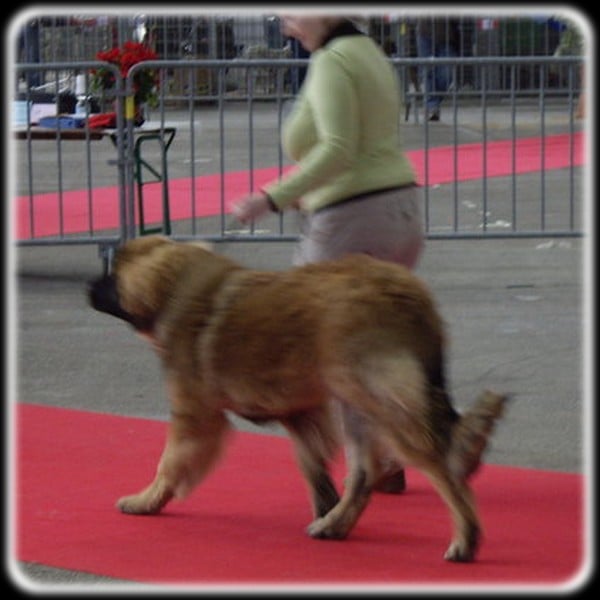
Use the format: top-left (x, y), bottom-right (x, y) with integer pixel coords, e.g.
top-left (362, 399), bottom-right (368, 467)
top-left (13, 56), bottom-right (585, 269)
top-left (17, 14), bottom-right (577, 92)
top-left (13, 62), bottom-right (128, 267)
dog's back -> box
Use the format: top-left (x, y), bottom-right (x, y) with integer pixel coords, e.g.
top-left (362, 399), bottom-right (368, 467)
top-left (203, 254), bottom-right (447, 419)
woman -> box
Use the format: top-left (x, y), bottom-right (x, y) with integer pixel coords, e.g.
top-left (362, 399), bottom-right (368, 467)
top-left (233, 15), bottom-right (424, 493)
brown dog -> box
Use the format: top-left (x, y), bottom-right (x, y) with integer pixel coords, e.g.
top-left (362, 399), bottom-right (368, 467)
top-left (88, 235), bottom-right (507, 562)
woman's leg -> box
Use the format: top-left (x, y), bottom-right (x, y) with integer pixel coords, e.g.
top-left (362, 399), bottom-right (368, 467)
top-left (293, 186), bottom-right (425, 493)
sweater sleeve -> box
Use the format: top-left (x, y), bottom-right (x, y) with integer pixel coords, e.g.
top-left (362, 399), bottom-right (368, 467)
top-left (263, 50), bottom-right (360, 209)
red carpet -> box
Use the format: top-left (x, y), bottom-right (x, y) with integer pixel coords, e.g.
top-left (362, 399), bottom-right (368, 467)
top-left (15, 403), bottom-right (585, 588)
top-left (408, 131), bottom-right (584, 184)
top-left (15, 132), bottom-right (584, 240)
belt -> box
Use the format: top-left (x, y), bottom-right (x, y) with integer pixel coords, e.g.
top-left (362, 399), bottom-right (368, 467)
top-left (314, 183), bottom-right (417, 214)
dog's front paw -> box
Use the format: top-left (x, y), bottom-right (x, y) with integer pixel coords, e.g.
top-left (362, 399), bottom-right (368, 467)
top-left (116, 481), bottom-right (174, 515)
top-left (116, 494), bottom-right (162, 515)
top-left (306, 517), bottom-right (348, 540)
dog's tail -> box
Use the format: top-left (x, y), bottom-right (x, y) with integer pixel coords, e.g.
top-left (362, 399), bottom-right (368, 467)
top-left (447, 390), bottom-right (509, 481)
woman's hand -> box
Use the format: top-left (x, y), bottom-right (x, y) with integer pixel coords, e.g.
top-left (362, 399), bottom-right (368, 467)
top-left (231, 193), bottom-right (275, 224)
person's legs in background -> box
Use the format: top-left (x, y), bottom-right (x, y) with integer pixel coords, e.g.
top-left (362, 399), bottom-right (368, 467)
top-left (417, 33), bottom-right (456, 121)
top-left (416, 32), bottom-right (441, 120)
top-left (430, 43), bottom-right (456, 121)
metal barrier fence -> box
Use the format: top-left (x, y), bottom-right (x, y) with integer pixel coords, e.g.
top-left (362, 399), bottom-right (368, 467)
top-left (20, 15), bottom-right (567, 58)
top-left (13, 62), bottom-right (128, 268)
top-left (17, 13), bottom-right (579, 95)
top-left (13, 55), bottom-right (585, 269)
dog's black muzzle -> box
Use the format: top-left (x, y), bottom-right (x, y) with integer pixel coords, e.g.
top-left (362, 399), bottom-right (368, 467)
top-left (88, 274), bottom-right (130, 321)
top-left (87, 275), bottom-right (152, 332)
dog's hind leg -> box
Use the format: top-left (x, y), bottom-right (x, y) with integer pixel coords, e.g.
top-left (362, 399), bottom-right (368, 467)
top-left (280, 405), bottom-right (340, 518)
top-left (306, 403), bottom-right (377, 540)
top-left (419, 463), bottom-right (481, 562)
top-left (117, 407), bottom-right (230, 515)
top-left (366, 377), bottom-right (481, 561)
top-left (427, 389), bottom-right (507, 561)
top-left (358, 366), bottom-right (482, 561)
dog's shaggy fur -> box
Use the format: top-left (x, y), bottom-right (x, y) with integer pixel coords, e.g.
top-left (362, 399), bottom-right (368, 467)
top-left (88, 235), bottom-right (507, 562)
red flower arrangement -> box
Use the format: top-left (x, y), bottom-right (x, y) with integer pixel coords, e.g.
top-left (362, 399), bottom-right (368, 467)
top-left (91, 41), bottom-right (159, 107)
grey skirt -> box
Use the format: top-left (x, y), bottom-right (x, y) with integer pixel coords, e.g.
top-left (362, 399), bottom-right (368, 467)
top-left (294, 185), bottom-right (425, 269)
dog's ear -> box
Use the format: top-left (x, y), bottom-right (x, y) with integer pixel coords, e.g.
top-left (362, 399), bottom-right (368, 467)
top-left (114, 238), bottom-right (191, 321)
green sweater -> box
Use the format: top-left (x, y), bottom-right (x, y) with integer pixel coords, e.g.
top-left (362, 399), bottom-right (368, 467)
top-left (264, 33), bottom-right (416, 213)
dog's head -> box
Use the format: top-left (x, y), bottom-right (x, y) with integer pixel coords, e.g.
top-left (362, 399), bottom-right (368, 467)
top-left (87, 235), bottom-right (213, 333)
